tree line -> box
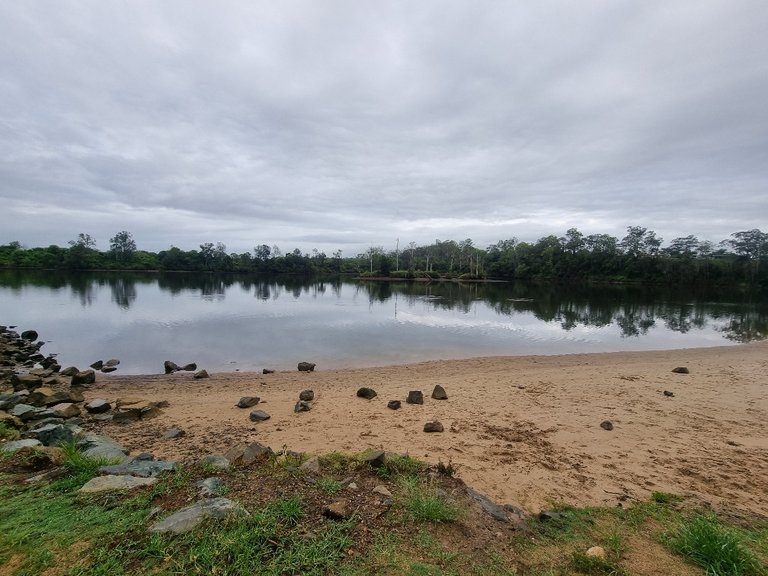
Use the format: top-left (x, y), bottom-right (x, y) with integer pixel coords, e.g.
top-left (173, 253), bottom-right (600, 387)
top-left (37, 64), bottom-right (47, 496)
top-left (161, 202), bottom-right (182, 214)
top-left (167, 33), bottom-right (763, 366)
top-left (0, 227), bottom-right (766, 286)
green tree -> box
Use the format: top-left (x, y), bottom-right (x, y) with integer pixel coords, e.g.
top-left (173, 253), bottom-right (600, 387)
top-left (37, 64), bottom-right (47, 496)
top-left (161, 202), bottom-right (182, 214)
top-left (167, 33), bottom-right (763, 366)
top-left (109, 231), bottom-right (137, 262)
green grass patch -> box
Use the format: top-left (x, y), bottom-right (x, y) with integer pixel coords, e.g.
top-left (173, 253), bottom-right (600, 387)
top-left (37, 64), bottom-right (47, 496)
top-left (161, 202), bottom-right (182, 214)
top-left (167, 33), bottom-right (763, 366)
top-left (651, 491), bottom-right (685, 505)
top-left (398, 477), bottom-right (460, 523)
top-left (316, 477), bottom-right (344, 494)
top-left (0, 421), bottom-right (21, 441)
top-left (666, 513), bottom-right (765, 575)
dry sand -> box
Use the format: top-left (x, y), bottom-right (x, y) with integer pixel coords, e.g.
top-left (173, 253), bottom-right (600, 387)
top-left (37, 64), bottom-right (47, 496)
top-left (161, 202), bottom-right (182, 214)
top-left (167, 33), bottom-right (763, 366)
top-left (87, 342), bottom-right (768, 516)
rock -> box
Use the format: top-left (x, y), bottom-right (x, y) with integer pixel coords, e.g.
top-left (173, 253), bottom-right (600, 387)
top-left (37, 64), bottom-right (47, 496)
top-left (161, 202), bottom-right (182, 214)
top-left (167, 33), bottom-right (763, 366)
top-left (59, 366), bottom-right (79, 377)
top-left (466, 487), bottom-right (523, 523)
top-left (27, 387), bottom-right (75, 407)
top-left (299, 389), bottom-right (314, 401)
top-left (85, 399), bottom-right (111, 414)
top-left (262, 369), bottom-right (275, 374)
top-left (431, 385), bottom-right (448, 400)
top-left (600, 420), bottom-right (614, 431)
top-left (363, 450), bottom-right (386, 468)
top-left (249, 409), bottom-right (271, 422)
top-left (236, 396), bottom-right (260, 408)
top-left (586, 546), bottom-right (607, 559)
top-left (113, 400), bottom-right (163, 423)
top-left (294, 400), bottom-right (311, 413)
top-left (77, 433), bottom-right (129, 462)
top-left (300, 456), bottom-right (321, 473)
top-left (105, 359), bottom-right (120, 367)
top-left (241, 442), bottom-right (274, 465)
top-left (164, 361), bottom-right (180, 374)
top-left (663, 390), bottom-right (675, 397)
top-left (149, 498), bottom-right (248, 534)
top-left (71, 370), bottom-right (96, 386)
top-left (7, 445), bottom-right (63, 469)
top-left (356, 387), bottom-right (377, 400)
top-left (672, 367), bottom-right (690, 374)
top-left (193, 369), bottom-right (209, 379)
top-left (297, 362), bottom-right (316, 372)
top-left (10, 403), bottom-right (39, 421)
top-left (80, 475), bottom-right (157, 493)
top-left (90, 360), bottom-right (104, 370)
top-left (197, 477), bottom-right (226, 497)
top-left (199, 454), bottom-right (230, 470)
top-left (99, 459), bottom-right (177, 477)
top-left (12, 374), bottom-right (43, 391)
top-left (51, 403), bottom-right (80, 419)
top-left (406, 390), bottom-right (424, 405)
top-left (0, 438), bottom-right (43, 454)
top-left (163, 428), bottom-right (185, 439)
top-left (133, 452), bottom-right (155, 461)
top-left (28, 423), bottom-right (74, 446)
top-left (322, 500), bottom-right (351, 520)
top-left (347, 482), bottom-right (358, 491)
top-left (387, 400), bottom-right (401, 410)
top-left (0, 411), bottom-right (23, 429)
top-left (101, 366), bottom-right (117, 373)
top-left (538, 511), bottom-right (566, 522)
top-left (424, 421), bottom-right (444, 433)
top-left (20, 330), bottom-right (38, 341)
top-left (372, 485), bottom-right (392, 498)
top-left (181, 363), bottom-right (197, 371)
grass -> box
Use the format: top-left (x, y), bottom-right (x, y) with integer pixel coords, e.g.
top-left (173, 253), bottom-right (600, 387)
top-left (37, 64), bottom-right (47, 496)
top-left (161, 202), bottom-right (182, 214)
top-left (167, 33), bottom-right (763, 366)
top-left (0, 421), bottom-right (21, 441)
top-left (316, 477), bottom-right (344, 494)
top-left (666, 513), bottom-right (765, 575)
top-left (651, 491), bottom-right (685, 505)
top-left (398, 477), bottom-right (460, 523)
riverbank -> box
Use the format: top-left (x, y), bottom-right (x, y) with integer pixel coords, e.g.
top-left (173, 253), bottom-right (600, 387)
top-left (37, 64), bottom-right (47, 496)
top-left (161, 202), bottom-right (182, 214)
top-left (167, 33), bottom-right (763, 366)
top-left (86, 341), bottom-right (768, 517)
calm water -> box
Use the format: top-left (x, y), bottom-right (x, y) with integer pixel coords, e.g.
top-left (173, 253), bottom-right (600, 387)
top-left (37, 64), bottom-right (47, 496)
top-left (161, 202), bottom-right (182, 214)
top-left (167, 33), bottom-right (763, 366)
top-left (0, 271), bottom-right (765, 375)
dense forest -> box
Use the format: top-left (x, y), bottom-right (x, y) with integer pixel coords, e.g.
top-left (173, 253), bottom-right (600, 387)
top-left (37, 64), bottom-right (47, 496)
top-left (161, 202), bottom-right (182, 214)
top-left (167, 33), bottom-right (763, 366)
top-left (0, 227), bottom-right (766, 287)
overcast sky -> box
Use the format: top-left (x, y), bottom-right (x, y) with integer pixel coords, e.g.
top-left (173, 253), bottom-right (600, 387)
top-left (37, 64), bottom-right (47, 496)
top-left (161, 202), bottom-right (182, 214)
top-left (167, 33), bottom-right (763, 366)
top-left (1, 1), bottom-right (766, 256)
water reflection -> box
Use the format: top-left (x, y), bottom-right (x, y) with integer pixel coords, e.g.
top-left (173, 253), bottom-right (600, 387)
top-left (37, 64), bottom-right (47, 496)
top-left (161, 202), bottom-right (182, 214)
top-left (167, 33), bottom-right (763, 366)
top-left (0, 271), bottom-right (766, 347)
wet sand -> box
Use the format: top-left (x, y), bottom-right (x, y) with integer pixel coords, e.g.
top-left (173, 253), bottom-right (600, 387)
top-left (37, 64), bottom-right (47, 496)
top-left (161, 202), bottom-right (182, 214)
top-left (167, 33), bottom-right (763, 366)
top-left (87, 341), bottom-right (768, 515)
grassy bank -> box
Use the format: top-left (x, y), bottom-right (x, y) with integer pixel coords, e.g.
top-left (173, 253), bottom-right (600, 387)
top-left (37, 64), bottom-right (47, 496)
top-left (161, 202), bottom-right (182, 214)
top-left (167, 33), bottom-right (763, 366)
top-left (0, 442), bottom-right (766, 576)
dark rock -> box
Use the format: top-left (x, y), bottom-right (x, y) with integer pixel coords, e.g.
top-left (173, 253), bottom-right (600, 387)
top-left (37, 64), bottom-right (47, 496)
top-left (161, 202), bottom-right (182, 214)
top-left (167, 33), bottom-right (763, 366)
top-left (113, 410), bottom-right (141, 424)
top-left (104, 359), bottom-right (120, 367)
top-left (51, 403), bottom-right (80, 419)
top-left (164, 361), bottom-right (180, 374)
top-left (20, 330), bottom-right (38, 341)
top-left (299, 389), bottom-right (314, 401)
top-left (77, 433), bottom-right (129, 462)
top-left (199, 454), bottom-right (230, 470)
top-left (240, 442), bottom-right (274, 465)
top-left (27, 387), bottom-right (68, 407)
top-left (663, 390), bottom-right (675, 397)
top-left (133, 453), bottom-right (155, 461)
top-left (80, 475), bottom-right (157, 493)
top-left (249, 409), bottom-right (271, 422)
top-left (236, 396), bottom-right (260, 408)
top-left (198, 477), bottom-right (226, 497)
top-left (322, 499), bottom-right (351, 520)
top-left (431, 385), bottom-right (448, 400)
top-left (297, 362), bottom-right (316, 372)
top-left (0, 438), bottom-right (43, 454)
top-left (363, 450), bottom-right (386, 468)
top-left (86, 399), bottom-right (111, 414)
top-left (356, 387), bottom-right (377, 399)
top-left (11, 374), bottom-right (43, 392)
top-left (466, 487), bottom-right (525, 523)
top-left (193, 369), bottom-right (209, 379)
top-left (538, 511), bottom-right (566, 522)
top-left (181, 363), bottom-right (197, 371)
top-left (99, 459), bottom-right (177, 477)
top-left (262, 369), bottom-right (275, 374)
top-left (10, 403), bottom-right (40, 421)
top-left (101, 366), bottom-right (117, 373)
top-left (294, 400), bottom-right (312, 413)
top-left (163, 428), bottom-right (185, 439)
top-left (90, 360), bottom-right (104, 370)
top-left (0, 411), bottom-right (23, 429)
top-left (407, 390), bottom-right (424, 405)
top-left (600, 420), bottom-right (614, 431)
top-left (59, 366), bottom-right (79, 377)
top-left (387, 400), bottom-right (401, 410)
top-left (28, 423), bottom-right (74, 446)
top-left (71, 370), bottom-right (96, 386)
top-left (424, 421), bottom-right (444, 433)
top-left (672, 367), bottom-right (690, 374)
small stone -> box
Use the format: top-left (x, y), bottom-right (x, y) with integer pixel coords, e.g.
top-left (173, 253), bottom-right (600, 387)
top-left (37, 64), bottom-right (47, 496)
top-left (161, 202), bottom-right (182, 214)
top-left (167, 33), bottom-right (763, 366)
top-left (90, 360), bottom-right (104, 370)
top-left (347, 482), bottom-right (358, 491)
top-left (663, 390), bottom-right (674, 397)
top-left (99, 459), bottom-right (177, 477)
top-left (199, 454), bottom-right (230, 470)
top-left (164, 361), bottom-right (180, 374)
top-left (236, 396), bottom-right (260, 408)
top-left (249, 410), bottom-right (271, 422)
top-left (294, 400), bottom-right (312, 413)
top-left (101, 366), bottom-right (117, 373)
top-left (322, 500), bottom-right (350, 520)
top-left (672, 367), bottom-right (690, 374)
top-left (71, 369), bottom-right (96, 386)
top-left (80, 475), bottom-right (157, 493)
top-left (197, 477), bottom-right (226, 497)
top-left (85, 399), bottom-right (111, 414)
top-left (20, 330), bottom-right (39, 341)
top-left (600, 420), bottom-right (614, 431)
top-left (51, 403), bottom-right (80, 419)
top-left (262, 369), bottom-right (275, 374)
top-left (0, 439), bottom-right (43, 454)
top-left (299, 389), bottom-right (314, 401)
top-left (372, 485), bottom-right (392, 497)
top-left (363, 450), bottom-right (386, 468)
top-left (193, 369), bottom-right (209, 379)
top-left (163, 428), bottom-right (185, 439)
top-left (181, 363), bottom-right (197, 371)
top-left (105, 359), bottom-right (120, 367)
top-left (387, 400), bottom-right (401, 410)
top-left (300, 456), bottom-right (321, 473)
top-left (538, 511), bottom-right (565, 522)
top-left (424, 421), bottom-right (444, 433)
top-left (356, 387), bottom-right (377, 399)
top-left (406, 390), bottom-right (424, 405)
top-left (431, 385), bottom-right (448, 400)
top-left (297, 362), bottom-right (316, 372)
top-left (149, 498), bottom-right (248, 534)
top-left (240, 442), bottom-right (274, 465)
top-left (59, 366), bottom-right (79, 377)
top-left (586, 546), bottom-right (607, 559)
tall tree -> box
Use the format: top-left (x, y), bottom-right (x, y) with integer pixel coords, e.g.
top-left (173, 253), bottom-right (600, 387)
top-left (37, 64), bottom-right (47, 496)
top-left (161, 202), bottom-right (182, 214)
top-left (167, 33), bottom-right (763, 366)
top-left (109, 230), bottom-right (136, 262)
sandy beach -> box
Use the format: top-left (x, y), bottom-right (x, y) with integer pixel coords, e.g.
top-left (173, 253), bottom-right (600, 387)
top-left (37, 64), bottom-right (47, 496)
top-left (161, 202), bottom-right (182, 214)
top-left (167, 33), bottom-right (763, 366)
top-left (86, 342), bottom-right (768, 516)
